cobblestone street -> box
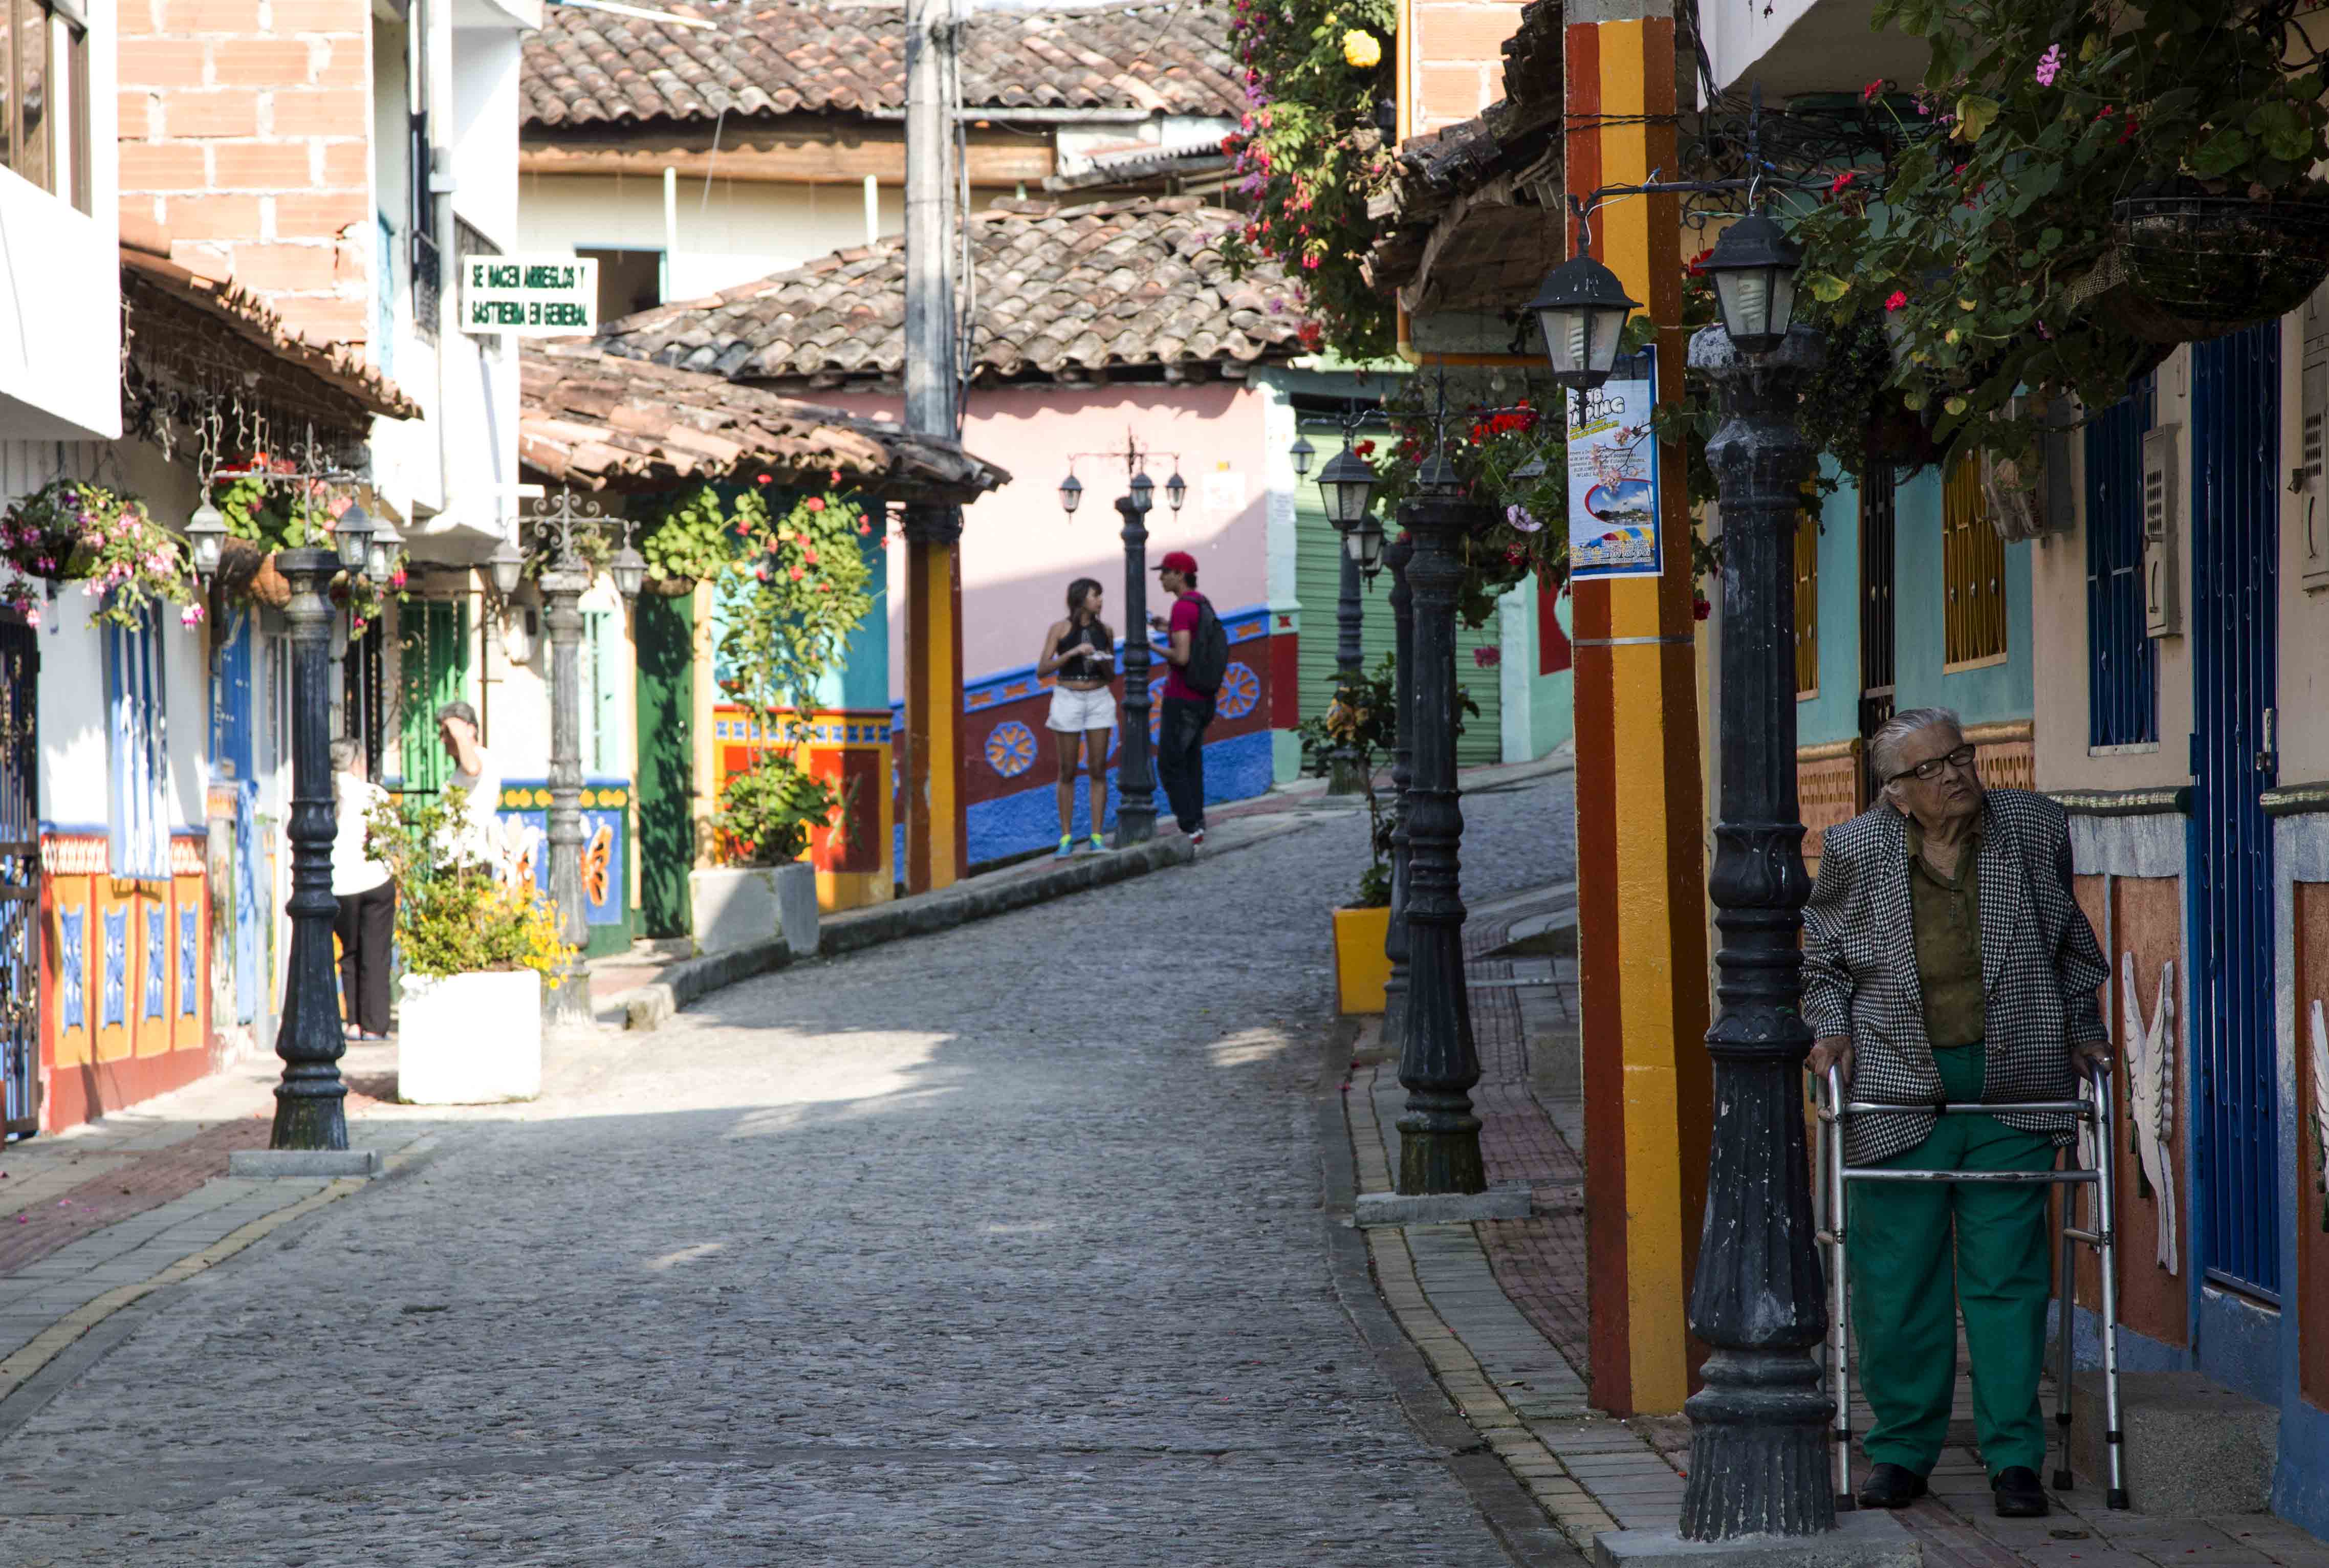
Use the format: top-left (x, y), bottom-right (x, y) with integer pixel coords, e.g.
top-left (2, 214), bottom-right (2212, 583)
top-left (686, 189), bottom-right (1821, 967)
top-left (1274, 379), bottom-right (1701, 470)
top-left (0, 775), bottom-right (1577, 1566)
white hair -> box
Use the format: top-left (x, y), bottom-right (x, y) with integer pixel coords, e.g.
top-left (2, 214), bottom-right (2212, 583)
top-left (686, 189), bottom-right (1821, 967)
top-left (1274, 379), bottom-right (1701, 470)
top-left (1868, 706), bottom-right (1964, 787)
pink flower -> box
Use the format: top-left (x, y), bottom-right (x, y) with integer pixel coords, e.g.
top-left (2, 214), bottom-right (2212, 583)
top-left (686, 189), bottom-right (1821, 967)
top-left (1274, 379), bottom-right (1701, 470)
top-left (803, 548), bottom-right (819, 564)
top-left (22, 608), bottom-right (36, 628)
top-left (1884, 290), bottom-right (1909, 312)
top-left (181, 604), bottom-right (204, 627)
top-left (1472, 646), bottom-right (1500, 668)
top-left (804, 496), bottom-right (825, 512)
top-left (1506, 505), bottom-right (1542, 533)
top-left (789, 566), bottom-right (804, 581)
top-left (2034, 43), bottom-right (2062, 87)
top-left (1830, 171), bottom-right (1856, 197)
top-left (1862, 79), bottom-right (1883, 103)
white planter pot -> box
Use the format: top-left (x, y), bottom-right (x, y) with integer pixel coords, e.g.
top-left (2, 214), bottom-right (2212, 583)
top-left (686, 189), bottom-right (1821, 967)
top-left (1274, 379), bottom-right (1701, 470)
top-left (397, 970), bottom-right (542, 1104)
top-left (690, 862), bottom-right (818, 959)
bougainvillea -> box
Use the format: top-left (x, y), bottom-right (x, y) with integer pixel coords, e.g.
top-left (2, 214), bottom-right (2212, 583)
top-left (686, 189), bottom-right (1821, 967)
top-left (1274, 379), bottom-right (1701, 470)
top-left (1217, 0), bottom-right (1397, 358)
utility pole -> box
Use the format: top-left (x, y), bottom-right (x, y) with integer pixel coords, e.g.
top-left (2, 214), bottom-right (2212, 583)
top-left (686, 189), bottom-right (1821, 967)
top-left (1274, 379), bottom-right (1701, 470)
top-left (900, 0), bottom-right (968, 892)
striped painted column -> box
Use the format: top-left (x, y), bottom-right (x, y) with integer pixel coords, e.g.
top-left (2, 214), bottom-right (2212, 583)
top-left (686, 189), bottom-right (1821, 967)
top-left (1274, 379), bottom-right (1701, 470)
top-left (1565, 0), bottom-right (1714, 1419)
top-left (901, 505), bottom-right (967, 894)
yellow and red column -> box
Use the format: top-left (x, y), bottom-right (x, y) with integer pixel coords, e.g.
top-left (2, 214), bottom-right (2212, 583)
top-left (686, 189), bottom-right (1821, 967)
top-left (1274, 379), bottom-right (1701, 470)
top-left (1566, 5), bottom-right (1713, 1417)
top-left (902, 504), bottom-right (968, 894)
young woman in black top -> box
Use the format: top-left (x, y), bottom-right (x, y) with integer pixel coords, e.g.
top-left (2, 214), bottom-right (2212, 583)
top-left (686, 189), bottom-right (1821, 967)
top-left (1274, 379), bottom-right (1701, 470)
top-left (1035, 577), bottom-right (1116, 856)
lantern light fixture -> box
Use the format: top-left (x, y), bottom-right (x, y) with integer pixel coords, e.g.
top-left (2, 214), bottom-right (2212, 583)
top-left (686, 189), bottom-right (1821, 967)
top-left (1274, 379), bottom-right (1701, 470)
top-left (1289, 433), bottom-right (1316, 478)
top-left (1317, 443), bottom-right (1380, 529)
top-left (488, 538), bottom-right (525, 598)
top-left (185, 500), bottom-right (228, 584)
top-left (610, 542), bottom-right (647, 602)
top-left (1700, 209), bottom-right (1802, 356)
top-left (1058, 471), bottom-right (1083, 516)
top-left (332, 501), bottom-right (375, 576)
top-left (1528, 249), bottom-right (1640, 390)
top-left (1165, 469), bottom-right (1188, 514)
top-left (1128, 470), bottom-right (1154, 515)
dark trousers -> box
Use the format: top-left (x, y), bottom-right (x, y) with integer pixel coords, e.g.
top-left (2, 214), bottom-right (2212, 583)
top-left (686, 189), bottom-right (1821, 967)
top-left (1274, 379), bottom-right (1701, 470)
top-left (334, 880), bottom-right (396, 1036)
top-left (1156, 694), bottom-right (1213, 833)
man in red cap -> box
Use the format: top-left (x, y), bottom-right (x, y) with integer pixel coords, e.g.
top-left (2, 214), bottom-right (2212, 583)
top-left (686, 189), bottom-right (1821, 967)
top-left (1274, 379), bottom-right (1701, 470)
top-left (1147, 550), bottom-right (1224, 846)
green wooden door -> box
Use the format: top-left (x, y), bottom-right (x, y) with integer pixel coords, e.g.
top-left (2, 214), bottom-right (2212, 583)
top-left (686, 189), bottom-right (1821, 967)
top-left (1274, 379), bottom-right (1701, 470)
top-left (397, 600), bottom-right (469, 792)
top-left (582, 608), bottom-right (622, 775)
top-left (1294, 425), bottom-right (1503, 766)
top-left (634, 592), bottom-right (695, 938)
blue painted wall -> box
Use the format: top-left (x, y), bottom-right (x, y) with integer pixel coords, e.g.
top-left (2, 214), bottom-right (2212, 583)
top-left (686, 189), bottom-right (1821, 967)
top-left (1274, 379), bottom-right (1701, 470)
top-left (1800, 461), bottom-right (1864, 749)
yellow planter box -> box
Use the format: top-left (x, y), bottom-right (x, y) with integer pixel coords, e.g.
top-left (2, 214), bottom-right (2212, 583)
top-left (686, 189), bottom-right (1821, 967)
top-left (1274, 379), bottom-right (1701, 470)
top-left (1334, 904), bottom-right (1392, 1015)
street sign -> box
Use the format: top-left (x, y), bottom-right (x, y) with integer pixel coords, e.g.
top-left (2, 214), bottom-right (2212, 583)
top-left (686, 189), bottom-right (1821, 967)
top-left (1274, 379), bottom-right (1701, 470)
top-left (461, 256), bottom-right (598, 336)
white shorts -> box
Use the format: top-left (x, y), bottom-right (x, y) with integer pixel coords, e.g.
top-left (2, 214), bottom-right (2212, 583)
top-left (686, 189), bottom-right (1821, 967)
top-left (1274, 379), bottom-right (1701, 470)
top-left (1046, 683), bottom-right (1117, 733)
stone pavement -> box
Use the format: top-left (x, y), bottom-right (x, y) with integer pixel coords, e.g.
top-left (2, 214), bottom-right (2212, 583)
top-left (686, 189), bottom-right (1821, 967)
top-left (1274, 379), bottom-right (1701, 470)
top-left (0, 767), bottom-right (1585, 1565)
top-left (1344, 863), bottom-right (2329, 1568)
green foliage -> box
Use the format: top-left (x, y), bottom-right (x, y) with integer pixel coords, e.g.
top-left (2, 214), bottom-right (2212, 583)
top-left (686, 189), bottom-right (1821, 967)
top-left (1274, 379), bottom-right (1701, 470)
top-left (363, 787), bottom-right (574, 983)
top-left (713, 752), bottom-right (852, 866)
top-left (638, 483), bottom-right (742, 589)
top-left (1298, 652), bottom-right (1479, 908)
top-left (1791, 0), bottom-right (2329, 463)
top-left (0, 480), bottom-right (200, 631)
top-left (1219, 0), bottom-right (1397, 358)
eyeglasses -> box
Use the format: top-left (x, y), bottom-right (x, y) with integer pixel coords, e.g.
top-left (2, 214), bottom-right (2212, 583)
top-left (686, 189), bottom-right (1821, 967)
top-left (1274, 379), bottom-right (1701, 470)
top-left (1888, 745), bottom-right (1978, 785)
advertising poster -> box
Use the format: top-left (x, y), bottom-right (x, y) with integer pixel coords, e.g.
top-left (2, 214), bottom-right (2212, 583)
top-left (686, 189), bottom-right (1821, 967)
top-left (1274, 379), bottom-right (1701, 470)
top-left (1565, 352), bottom-right (1662, 580)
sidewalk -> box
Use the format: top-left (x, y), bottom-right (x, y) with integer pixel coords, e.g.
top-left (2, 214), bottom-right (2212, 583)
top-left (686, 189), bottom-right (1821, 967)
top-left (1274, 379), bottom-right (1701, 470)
top-left (1343, 881), bottom-right (2329, 1567)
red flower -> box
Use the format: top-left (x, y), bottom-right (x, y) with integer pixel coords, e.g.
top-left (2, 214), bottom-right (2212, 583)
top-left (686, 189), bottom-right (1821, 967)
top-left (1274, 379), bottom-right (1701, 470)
top-left (756, 472), bottom-right (772, 484)
top-left (1829, 171), bottom-right (1856, 196)
top-left (1862, 78), bottom-right (1883, 103)
top-left (1355, 440), bottom-right (1376, 458)
top-left (1686, 248), bottom-right (1713, 276)
top-left (857, 521), bottom-right (873, 535)
top-left (1884, 290), bottom-right (1909, 312)
top-left (1472, 646), bottom-right (1500, 668)
top-left (789, 565), bottom-right (804, 581)
top-left (805, 496), bottom-right (825, 511)
top-left (1692, 596), bottom-right (1712, 622)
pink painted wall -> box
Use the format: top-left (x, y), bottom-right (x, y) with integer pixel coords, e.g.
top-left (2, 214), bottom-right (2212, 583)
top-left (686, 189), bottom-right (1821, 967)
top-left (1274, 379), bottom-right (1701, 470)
top-left (817, 383), bottom-right (1276, 699)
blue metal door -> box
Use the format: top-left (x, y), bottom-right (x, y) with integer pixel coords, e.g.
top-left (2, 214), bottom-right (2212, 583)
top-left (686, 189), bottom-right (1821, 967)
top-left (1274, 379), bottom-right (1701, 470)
top-left (0, 617), bottom-right (37, 1137)
top-left (2191, 321), bottom-right (2281, 1298)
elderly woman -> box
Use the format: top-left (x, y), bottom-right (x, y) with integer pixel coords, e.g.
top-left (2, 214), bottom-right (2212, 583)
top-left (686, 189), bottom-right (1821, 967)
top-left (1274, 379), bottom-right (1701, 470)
top-left (1803, 707), bottom-right (2108, 1520)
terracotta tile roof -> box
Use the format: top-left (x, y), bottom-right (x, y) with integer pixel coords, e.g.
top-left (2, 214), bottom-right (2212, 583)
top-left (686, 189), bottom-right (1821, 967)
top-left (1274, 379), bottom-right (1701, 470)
top-left (120, 245), bottom-right (420, 421)
top-left (520, 339), bottom-right (1009, 502)
top-left (593, 195), bottom-right (1307, 388)
top-left (523, 0), bottom-right (1242, 129)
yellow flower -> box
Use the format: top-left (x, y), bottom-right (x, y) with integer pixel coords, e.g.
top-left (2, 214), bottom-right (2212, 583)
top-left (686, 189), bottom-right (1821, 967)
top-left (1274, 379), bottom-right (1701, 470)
top-left (1342, 29), bottom-right (1381, 69)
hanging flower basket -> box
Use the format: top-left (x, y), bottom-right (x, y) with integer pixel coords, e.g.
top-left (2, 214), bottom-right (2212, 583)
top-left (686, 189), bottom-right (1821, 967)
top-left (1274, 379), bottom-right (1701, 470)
top-left (215, 536), bottom-right (292, 608)
top-left (642, 573), bottom-right (697, 598)
top-left (2111, 187), bottom-right (2329, 336)
top-left (0, 480), bottom-right (200, 629)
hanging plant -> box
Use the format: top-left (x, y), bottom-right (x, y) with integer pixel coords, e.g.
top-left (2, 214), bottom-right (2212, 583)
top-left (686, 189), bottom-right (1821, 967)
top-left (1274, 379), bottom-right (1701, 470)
top-left (638, 482), bottom-right (745, 592)
top-left (0, 480), bottom-right (200, 630)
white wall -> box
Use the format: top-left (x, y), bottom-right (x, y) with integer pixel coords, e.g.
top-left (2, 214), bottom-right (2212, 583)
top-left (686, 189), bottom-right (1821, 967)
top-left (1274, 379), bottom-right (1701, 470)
top-left (452, 29), bottom-right (523, 248)
top-left (1698, 0), bottom-right (1926, 99)
top-left (519, 173), bottom-right (916, 304)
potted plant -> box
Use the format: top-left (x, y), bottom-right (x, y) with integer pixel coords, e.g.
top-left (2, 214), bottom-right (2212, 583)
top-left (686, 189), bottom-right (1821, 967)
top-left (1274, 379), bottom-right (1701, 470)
top-left (687, 481), bottom-right (876, 956)
top-left (366, 786), bottom-right (573, 1103)
top-left (0, 479), bottom-right (203, 630)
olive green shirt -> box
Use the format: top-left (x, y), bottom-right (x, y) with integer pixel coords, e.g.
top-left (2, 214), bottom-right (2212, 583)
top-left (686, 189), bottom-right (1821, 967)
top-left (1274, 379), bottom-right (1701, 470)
top-left (1906, 819), bottom-right (1986, 1050)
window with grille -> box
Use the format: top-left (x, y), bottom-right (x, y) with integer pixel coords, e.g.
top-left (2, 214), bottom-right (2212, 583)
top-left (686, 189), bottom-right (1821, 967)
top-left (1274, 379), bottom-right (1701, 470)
top-left (1793, 510), bottom-right (1819, 698)
top-left (2086, 382), bottom-right (2156, 745)
top-left (0, 0), bottom-right (90, 211)
top-left (1942, 452), bottom-right (2009, 667)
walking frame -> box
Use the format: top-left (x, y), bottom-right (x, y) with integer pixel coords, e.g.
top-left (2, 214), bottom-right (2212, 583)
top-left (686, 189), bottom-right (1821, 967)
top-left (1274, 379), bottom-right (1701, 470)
top-left (1814, 1060), bottom-right (2128, 1511)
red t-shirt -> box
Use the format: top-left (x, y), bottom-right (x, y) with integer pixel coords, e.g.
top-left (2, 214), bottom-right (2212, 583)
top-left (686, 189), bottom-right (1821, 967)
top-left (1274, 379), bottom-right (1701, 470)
top-left (1162, 592), bottom-right (1204, 702)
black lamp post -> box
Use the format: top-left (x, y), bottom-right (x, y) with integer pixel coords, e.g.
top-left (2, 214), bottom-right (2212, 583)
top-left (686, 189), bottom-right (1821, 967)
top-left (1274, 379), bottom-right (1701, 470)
top-left (1379, 530), bottom-right (1416, 1044)
top-left (524, 490), bottom-right (641, 1025)
top-left (1300, 408), bottom-right (1383, 797)
top-left (1059, 440), bottom-right (1185, 849)
top-left (189, 494), bottom-right (381, 1150)
top-left (1393, 438), bottom-right (1490, 1195)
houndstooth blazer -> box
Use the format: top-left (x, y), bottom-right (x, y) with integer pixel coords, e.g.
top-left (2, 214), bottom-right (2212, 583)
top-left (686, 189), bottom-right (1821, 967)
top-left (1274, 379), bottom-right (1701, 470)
top-left (1802, 788), bottom-right (2109, 1165)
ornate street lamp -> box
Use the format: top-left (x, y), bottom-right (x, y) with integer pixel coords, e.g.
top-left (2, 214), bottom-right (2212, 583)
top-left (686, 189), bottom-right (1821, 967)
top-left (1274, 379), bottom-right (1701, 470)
top-left (487, 537), bottom-right (525, 599)
top-left (1699, 210), bottom-right (1802, 357)
top-left (1530, 248), bottom-right (1640, 390)
top-left (185, 500), bottom-right (228, 583)
top-left (1379, 530), bottom-right (1417, 1043)
top-left (1302, 406), bottom-right (1385, 795)
top-left (1391, 397), bottom-right (1489, 1195)
top-left (1289, 433), bottom-right (1316, 477)
top-left (1058, 437), bottom-right (1182, 848)
top-left (266, 545), bottom-right (355, 1149)
top-left (525, 490), bottom-right (641, 1025)
top-left (332, 500), bottom-right (375, 575)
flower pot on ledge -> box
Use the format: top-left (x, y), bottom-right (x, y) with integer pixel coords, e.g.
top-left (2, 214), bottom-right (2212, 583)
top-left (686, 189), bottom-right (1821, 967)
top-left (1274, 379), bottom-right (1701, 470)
top-left (1333, 904), bottom-right (1391, 1015)
top-left (691, 861), bottom-right (818, 960)
top-left (397, 970), bottom-right (542, 1103)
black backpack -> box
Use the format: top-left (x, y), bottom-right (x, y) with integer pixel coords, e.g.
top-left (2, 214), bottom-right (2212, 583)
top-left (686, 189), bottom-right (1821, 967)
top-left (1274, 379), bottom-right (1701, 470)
top-left (1183, 594), bottom-right (1230, 696)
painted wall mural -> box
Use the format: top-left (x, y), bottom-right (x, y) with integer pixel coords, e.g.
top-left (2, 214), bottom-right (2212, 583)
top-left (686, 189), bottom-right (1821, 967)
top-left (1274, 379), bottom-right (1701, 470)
top-left (491, 779), bottom-right (635, 957)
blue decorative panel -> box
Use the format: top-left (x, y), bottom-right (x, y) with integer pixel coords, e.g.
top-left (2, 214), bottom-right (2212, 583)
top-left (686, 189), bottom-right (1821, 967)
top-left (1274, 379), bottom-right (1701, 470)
top-left (58, 908), bottom-right (83, 1033)
top-left (178, 908), bottom-right (198, 1016)
top-left (101, 909), bottom-right (126, 1029)
top-left (144, 905), bottom-right (165, 1020)
top-left (985, 721), bottom-right (1036, 778)
top-left (490, 776), bottom-right (631, 927)
top-left (1215, 661), bottom-right (1260, 721)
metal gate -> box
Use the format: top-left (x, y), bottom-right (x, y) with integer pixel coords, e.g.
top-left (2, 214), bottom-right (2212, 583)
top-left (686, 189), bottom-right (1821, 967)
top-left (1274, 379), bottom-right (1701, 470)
top-left (0, 617), bottom-right (38, 1137)
top-left (2191, 321), bottom-right (2281, 1298)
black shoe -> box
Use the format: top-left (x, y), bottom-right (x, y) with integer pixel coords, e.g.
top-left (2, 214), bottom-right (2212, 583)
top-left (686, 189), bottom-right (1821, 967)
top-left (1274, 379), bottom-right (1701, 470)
top-left (1992, 1466), bottom-right (2050, 1518)
top-left (1856, 1463), bottom-right (1928, 1509)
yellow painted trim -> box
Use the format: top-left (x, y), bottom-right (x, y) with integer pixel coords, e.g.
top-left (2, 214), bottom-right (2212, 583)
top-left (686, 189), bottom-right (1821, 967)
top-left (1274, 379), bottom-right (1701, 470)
top-left (914, 541), bottom-right (965, 890)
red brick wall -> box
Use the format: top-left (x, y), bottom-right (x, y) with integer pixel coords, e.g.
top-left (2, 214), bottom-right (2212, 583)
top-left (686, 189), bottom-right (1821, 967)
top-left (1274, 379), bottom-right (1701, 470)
top-left (118, 0), bottom-right (373, 348)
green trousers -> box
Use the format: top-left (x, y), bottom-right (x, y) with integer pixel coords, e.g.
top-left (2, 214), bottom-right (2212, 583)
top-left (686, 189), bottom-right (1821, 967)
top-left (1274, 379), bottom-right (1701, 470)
top-left (1848, 1043), bottom-right (2055, 1480)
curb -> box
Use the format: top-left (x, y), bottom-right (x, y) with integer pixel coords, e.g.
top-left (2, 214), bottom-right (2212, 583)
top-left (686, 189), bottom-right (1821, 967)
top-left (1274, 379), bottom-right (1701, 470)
top-left (605, 937), bottom-right (793, 1032)
top-left (818, 834), bottom-right (1195, 957)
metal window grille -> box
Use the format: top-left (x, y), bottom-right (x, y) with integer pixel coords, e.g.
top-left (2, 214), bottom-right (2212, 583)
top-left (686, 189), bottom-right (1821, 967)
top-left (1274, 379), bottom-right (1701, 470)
top-left (1792, 509), bottom-right (1819, 698)
top-left (1858, 465), bottom-right (1896, 745)
top-left (2085, 380), bottom-right (2156, 746)
top-left (1942, 451), bottom-right (2009, 666)
top-left (409, 111), bottom-right (439, 345)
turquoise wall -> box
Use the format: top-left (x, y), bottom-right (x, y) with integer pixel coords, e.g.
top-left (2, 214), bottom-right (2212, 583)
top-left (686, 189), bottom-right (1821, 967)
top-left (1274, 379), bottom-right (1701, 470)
top-left (1799, 460), bottom-right (1863, 748)
top-left (1798, 461), bottom-right (2034, 746)
top-left (1532, 585), bottom-right (1574, 757)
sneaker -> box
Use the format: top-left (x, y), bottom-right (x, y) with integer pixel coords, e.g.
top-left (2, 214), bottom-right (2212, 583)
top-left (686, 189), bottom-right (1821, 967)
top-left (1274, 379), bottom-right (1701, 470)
top-left (1087, 834), bottom-right (1106, 854)
top-left (1189, 827), bottom-right (1206, 849)
top-left (1992, 1466), bottom-right (2049, 1518)
top-left (1053, 836), bottom-right (1075, 859)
